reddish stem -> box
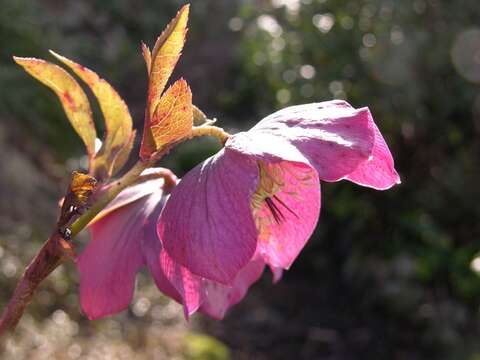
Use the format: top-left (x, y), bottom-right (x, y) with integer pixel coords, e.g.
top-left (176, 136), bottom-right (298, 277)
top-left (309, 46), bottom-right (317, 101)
top-left (0, 232), bottom-right (72, 336)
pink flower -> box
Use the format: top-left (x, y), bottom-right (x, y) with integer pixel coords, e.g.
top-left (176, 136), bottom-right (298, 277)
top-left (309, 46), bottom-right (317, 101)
top-left (78, 100), bottom-right (400, 320)
top-left (157, 100), bottom-right (400, 286)
top-left (77, 168), bottom-right (264, 320)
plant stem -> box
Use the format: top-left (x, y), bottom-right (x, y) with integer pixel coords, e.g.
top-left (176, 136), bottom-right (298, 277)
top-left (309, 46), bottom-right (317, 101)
top-left (0, 123), bottom-right (229, 337)
top-left (70, 160), bottom-right (148, 237)
top-left (132, 168), bottom-right (177, 189)
top-left (0, 160), bottom-right (149, 337)
top-left (0, 232), bottom-right (68, 337)
top-left (190, 125), bottom-right (230, 144)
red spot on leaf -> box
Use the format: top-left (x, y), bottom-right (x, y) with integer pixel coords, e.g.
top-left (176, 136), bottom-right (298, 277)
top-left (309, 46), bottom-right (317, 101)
top-left (63, 91), bottom-right (75, 110)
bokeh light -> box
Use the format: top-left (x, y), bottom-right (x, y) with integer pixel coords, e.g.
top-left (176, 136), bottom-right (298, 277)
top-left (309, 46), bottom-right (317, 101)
top-left (451, 28), bottom-right (480, 83)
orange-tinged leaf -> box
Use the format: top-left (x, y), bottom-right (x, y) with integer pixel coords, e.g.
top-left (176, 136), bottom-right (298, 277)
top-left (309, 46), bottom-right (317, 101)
top-left (68, 171), bottom-right (97, 207)
top-left (139, 121), bottom-right (157, 161)
top-left (49, 51), bottom-right (133, 179)
top-left (149, 79), bottom-right (193, 149)
top-left (141, 42), bottom-right (152, 74)
top-left (13, 56), bottom-right (97, 159)
top-left (147, 4), bottom-right (189, 119)
top-left (59, 171), bottom-right (97, 229)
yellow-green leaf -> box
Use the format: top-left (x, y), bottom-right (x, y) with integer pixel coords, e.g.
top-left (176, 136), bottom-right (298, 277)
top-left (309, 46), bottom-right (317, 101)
top-left (192, 105), bottom-right (207, 125)
top-left (49, 51), bottom-right (133, 179)
top-left (147, 4), bottom-right (189, 119)
top-left (13, 56), bottom-right (97, 159)
top-left (149, 79), bottom-right (193, 149)
top-left (111, 129), bottom-right (136, 176)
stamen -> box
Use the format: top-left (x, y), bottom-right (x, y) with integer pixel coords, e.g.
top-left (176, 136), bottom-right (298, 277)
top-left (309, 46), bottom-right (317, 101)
top-left (273, 195), bottom-right (299, 219)
top-left (264, 195), bottom-right (300, 225)
top-left (265, 197), bottom-right (286, 224)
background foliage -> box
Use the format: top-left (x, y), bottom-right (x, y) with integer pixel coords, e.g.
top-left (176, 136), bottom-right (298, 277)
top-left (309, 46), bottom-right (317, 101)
top-left (0, 0), bottom-right (479, 359)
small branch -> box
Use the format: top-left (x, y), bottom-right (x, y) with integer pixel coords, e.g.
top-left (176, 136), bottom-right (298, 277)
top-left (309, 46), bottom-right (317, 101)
top-left (0, 160), bottom-right (150, 337)
top-left (0, 232), bottom-right (72, 335)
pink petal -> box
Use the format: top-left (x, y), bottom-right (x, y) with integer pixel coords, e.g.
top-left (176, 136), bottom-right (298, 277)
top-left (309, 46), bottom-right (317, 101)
top-left (78, 197), bottom-right (151, 319)
top-left (159, 132), bottom-right (320, 284)
top-left (228, 133), bottom-right (321, 270)
top-left (78, 174), bottom-right (176, 320)
top-left (91, 168), bottom-right (176, 225)
top-left (158, 149), bottom-right (259, 285)
top-left (158, 250), bottom-right (203, 318)
top-left (146, 189), bottom-right (261, 319)
top-left (111, 186), bottom-right (203, 318)
top-left (140, 195), bottom-right (183, 305)
top-left (253, 161), bottom-right (320, 270)
top-left (143, 243), bottom-right (183, 305)
top-left (270, 266), bottom-right (283, 283)
top-left (227, 131), bottom-right (315, 165)
top-left (344, 120), bottom-right (401, 190)
top-left (200, 259), bottom-right (265, 319)
top-left (250, 100), bottom-right (375, 182)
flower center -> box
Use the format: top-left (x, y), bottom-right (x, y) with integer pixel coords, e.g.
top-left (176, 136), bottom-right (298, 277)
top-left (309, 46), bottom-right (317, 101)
top-left (251, 161), bottom-right (283, 211)
top-left (251, 161), bottom-right (300, 242)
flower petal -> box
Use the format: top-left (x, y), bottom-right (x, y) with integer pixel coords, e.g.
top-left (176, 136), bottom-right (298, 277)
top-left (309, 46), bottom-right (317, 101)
top-left (77, 175), bottom-right (177, 320)
top-left (200, 259), bottom-right (265, 319)
top-left (344, 120), bottom-right (401, 189)
top-left (253, 161), bottom-right (320, 270)
top-left (141, 208), bottom-right (182, 304)
top-left (141, 200), bottom-right (202, 317)
top-left (158, 250), bottom-right (203, 318)
top-left (250, 100), bottom-right (375, 182)
top-left (227, 131), bottom-right (314, 165)
top-left (91, 168), bottom-right (176, 224)
top-left (143, 194), bottom-right (259, 319)
top-left (158, 149), bottom-right (259, 285)
top-left (270, 266), bottom-right (283, 283)
top-left (227, 132), bottom-right (321, 270)
top-left (78, 197), bottom-right (152, 319)
top-left (108, 188), bottom-right (201, 316)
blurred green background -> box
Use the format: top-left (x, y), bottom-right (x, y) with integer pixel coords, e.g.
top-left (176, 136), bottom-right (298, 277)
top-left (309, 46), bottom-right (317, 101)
top-left (1, 0), bottom-right (479, 359)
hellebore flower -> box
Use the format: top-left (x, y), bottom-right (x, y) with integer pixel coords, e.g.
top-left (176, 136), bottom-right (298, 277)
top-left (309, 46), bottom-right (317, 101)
top-left (157, 100), bottom-right (400, 286)
top-left (77, 168), bottom-right (265, 320)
